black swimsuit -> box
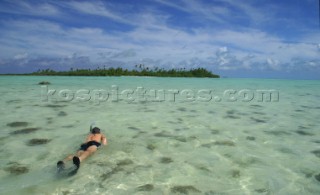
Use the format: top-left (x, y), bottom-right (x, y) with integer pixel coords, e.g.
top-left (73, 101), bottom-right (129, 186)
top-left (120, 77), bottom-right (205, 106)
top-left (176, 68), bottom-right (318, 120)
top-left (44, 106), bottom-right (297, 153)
top-left (79, 141), bottom-right (101, 151)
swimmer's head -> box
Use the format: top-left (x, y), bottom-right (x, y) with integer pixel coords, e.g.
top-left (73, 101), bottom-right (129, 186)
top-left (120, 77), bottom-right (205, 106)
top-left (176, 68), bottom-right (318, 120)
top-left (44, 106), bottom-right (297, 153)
top-left (91, 127), bottom-right (101, 134)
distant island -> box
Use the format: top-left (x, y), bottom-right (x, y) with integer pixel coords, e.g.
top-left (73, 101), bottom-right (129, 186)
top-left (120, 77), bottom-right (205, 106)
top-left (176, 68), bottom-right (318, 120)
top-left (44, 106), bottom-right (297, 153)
top-left (3, 64), bottom-right (220, 78)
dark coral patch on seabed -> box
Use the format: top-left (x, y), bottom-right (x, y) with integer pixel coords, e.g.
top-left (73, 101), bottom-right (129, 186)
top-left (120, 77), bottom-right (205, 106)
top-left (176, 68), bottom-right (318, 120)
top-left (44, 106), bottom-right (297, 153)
top-left (27, 138), bottom-right (51, 146)
top-left (5, 162), bottom-right (29, 175)
top-left (128, 126), bottom-right (141, 131)
top-left (137, 184), bottom-right (154, 191)
top-left (38, 81), bottom-right (51, 85)
top-left (10, 128), bottom-right (40, 135)
top-left (159, 157), bottom-right (173, 164)
top-left (246, 136), bottom-right (256, 141)
top-left (170, 185), bottom-right (201, 194)
top-left (177, 107), bottom-right (187, 112)
top-left (250, 117), bottom-right (267, 123)
top-left (295, 130), bottom-right (314, 136)
top-left (250, 104), bottom-right (263, 108)
top-left (315, 173), bottom-right (320, 182)
top-left (100, 159), bottom-right (134, 181)
top-left (201, 140), bottom-right (235, 148)
top-left (146, 144), bottom-right (156, 151)
top-left (264, 130), bottom-right (291, 136)
top-left (6, 122), bottom-right (29, 127)
top-left (58, 111), bottom-right (67, 116)
top-left (311, 150), bottom-right (320, 158)
top-left (43, 104), bottom-right (67, 108)
top-left (224, 115), bottom-right (241, 119)
top-left (116, 159), bottom-right (134, 166)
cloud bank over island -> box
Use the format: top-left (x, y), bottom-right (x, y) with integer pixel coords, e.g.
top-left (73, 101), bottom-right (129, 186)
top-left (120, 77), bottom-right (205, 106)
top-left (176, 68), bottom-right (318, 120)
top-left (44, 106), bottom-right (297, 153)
top-left (0, 0), bottom-right (319, 79)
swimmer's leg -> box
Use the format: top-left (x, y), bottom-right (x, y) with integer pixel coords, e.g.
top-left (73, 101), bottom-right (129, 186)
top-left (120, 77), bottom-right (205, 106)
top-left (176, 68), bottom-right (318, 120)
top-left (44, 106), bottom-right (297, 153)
top-left (78, 146), bottom-right (98, 162)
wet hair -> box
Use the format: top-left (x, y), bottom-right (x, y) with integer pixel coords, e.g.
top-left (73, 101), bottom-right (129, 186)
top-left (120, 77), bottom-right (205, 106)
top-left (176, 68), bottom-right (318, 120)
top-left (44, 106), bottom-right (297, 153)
top-left (91, 127), bottom-right (101, 134)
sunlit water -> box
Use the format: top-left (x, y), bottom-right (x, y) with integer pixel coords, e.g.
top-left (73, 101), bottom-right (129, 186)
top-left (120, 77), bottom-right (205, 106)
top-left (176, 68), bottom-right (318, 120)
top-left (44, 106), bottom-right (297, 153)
top-left (0, 76), bottom-right (320, 195)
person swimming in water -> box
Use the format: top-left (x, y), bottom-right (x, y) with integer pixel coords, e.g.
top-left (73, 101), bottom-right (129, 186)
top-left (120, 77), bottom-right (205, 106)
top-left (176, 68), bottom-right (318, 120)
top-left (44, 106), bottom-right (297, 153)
top-left (57, 127), bottom-right (107, 170)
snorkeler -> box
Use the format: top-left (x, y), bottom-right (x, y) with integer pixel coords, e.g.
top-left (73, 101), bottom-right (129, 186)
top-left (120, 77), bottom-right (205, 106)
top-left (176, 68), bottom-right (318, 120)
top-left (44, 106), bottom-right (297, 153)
top-left (57, 127), bottom-right (107, 170)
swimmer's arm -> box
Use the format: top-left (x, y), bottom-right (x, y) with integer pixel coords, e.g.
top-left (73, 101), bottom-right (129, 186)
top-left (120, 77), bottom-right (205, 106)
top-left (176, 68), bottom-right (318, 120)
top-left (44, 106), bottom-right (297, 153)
top-left (101, 134), bottom-right (107, 145)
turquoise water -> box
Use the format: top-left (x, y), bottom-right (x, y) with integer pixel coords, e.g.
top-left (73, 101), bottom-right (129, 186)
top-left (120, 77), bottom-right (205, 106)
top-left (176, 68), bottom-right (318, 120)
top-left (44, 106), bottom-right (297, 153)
top-left (0, 76), bottom-right (320, 195)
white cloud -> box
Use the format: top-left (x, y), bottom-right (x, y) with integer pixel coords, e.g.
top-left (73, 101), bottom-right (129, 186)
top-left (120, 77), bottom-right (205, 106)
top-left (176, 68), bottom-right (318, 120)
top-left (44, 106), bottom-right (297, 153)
top-left (0, 0), bottom-right (60, 16)
top-left (266, 58), bottom-right (281, 70)
top-left (0, 0), bottom-right (319, 77)
top-left (14, 53), bottom-right (28, 60)
top-left (155, 0), bottom-right (229, 23)
top-left (62, 1), bottom-right (130, 25)
top-left (110, 49), bottom-right (137, 59)
top-left (1, 17), bottom-right (319, 73)
top-left (218, 47), bottom-right (228, 53)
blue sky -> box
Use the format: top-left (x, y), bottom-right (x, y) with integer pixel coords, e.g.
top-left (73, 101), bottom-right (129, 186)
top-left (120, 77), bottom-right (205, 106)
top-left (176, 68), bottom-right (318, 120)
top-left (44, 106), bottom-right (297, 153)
top-left (0, 0), bottom-right (319, 79)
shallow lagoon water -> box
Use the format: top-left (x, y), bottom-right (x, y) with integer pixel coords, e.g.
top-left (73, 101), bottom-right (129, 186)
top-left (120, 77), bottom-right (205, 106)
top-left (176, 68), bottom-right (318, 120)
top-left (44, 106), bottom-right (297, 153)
top-left (0, 76), bottom-right (320, 195)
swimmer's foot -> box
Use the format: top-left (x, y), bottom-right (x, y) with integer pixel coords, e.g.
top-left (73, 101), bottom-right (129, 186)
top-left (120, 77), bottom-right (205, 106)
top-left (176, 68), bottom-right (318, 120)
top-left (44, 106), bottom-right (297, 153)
top-left (73, 156), bottom-right (80, 169)
top-left (57, 161), bottom-right (65, 172)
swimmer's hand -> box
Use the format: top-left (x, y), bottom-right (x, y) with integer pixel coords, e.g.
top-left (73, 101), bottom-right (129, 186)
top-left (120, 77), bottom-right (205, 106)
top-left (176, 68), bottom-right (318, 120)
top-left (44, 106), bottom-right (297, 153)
top-left (102, 136), bottom-right (107, 145)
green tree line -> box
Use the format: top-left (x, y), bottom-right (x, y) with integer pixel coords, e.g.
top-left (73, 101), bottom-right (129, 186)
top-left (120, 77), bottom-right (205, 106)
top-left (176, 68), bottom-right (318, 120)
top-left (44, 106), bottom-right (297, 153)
top-left (30, 64), bottom-right (219, 78)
